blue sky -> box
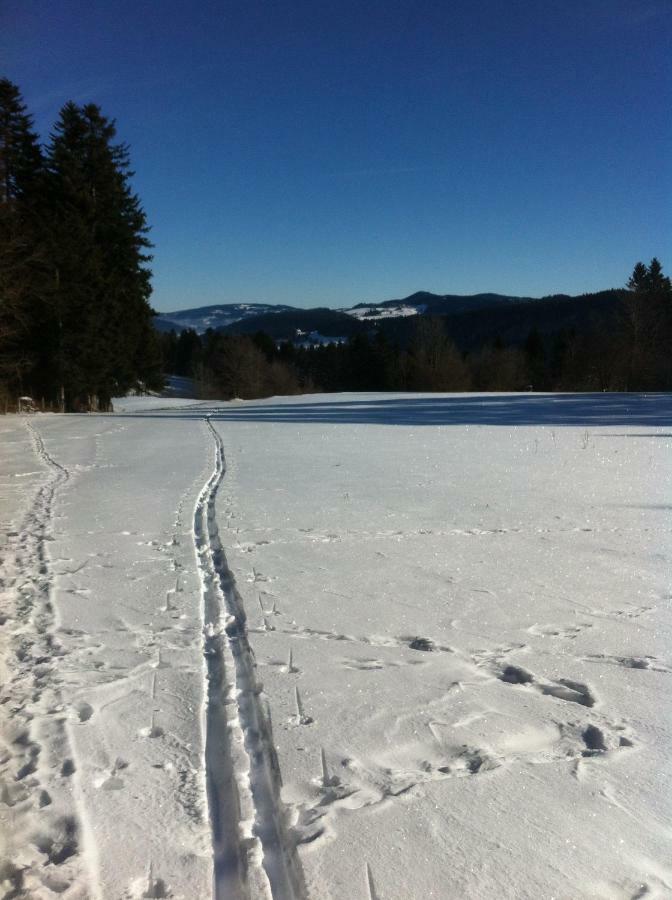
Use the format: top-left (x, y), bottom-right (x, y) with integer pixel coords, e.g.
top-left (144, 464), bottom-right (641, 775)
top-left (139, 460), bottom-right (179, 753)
top-left (3, 0), bottom-right (671, 311)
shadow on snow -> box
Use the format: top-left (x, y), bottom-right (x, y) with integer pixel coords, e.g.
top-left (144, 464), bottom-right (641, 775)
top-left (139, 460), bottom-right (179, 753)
top-left (113, 393), bottom-right (672, 428)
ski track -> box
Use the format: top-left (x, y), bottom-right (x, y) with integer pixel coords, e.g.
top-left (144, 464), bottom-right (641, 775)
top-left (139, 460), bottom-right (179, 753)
top-left (195, 416), bottom-right (306, 900)
top-left (0, 420), bottom-right (99, 899)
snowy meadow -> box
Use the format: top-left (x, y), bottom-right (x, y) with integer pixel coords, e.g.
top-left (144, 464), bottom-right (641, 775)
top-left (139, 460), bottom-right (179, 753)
top-left (1, 392), bottom-right (670, 900)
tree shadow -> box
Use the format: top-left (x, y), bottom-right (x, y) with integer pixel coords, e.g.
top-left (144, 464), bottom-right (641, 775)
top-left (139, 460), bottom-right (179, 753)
top-left (113, 392), bottom-right (672, 427)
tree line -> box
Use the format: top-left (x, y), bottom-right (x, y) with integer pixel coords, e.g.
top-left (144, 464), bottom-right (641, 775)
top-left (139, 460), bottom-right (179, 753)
top-left (159, 258), bottom-right (671, 399)
top-left (0, 78), bottom-right (162, 411)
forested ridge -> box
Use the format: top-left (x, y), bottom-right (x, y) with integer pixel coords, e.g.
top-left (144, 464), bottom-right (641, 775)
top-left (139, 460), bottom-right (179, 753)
top-left (2, 76), bottom-right (670, 409)
top-left (160, 260), bottom-right (672, 399)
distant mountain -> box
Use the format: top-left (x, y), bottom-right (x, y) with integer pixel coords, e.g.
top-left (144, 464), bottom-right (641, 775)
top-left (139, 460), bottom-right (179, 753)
top-left (154, 289), bottom-right (628, 347)
top-left (344, 291), bottom-right (536, 319)
top-left (154, 292), bottom-right (541, 336)
top-left (154, 302), bottom-right (295, 333)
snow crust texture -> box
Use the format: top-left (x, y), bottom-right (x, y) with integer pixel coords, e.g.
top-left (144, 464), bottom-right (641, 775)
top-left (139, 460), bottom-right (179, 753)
top-left (1, 392), bottom-right (670, 900)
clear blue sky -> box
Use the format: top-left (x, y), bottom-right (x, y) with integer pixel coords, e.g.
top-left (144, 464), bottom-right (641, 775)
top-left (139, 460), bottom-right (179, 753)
top-left (3, 0), bottom-right (671, 311)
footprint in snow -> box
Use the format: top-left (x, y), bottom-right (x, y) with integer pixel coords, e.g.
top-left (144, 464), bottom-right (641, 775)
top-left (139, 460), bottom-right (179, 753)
top-left (528, 622), bottom-right (593, 639)
top-left (584, 653), bottom-right (671, 673)
top-left (497, 665), bottom-right (596, 707)
top-left (74, 701), bottom-right (94, 722)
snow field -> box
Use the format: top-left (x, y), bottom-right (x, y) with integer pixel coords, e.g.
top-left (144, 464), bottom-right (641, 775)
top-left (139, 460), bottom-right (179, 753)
top-left (1, 392), bottom-right (670, 900)
top-left (215, 394), bottom-right (671, 899)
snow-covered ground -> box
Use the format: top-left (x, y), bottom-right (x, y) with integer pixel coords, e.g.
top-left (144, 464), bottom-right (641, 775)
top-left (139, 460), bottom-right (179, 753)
top-left (155, 304), bottom-right (294, 335)
top-left (343, 304), bottom-right (424, 320)
top-left (1, 393), bottom-right (670, 900)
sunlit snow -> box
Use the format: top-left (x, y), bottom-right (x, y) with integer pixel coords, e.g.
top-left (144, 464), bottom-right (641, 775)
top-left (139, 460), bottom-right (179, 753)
top-left (344, 304), bottom-right (425, 320)
top-left (1, 392), bottom-right (670, 899)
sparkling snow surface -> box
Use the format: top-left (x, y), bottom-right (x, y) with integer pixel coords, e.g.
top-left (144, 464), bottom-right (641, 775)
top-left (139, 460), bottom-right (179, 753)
top-left (1, 393), bottom-right (670, 900)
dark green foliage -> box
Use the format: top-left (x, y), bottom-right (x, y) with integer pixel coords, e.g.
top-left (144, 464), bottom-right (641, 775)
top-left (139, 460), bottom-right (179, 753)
top-left (0, 79), bottom-right (43, 203)
top-left (42, 102), bottom-right (158, 408)
top-left (620, 258), bottom-right (672, 389)
top-left (251, 330), bottom-right (277, 361)
top-left (0, 79), bottom-right (46, 398)
top-left (175, 329), bottom-right (203, 377)
top-left (221, 307), bottom-right (361, 339)
top-left (0, 80), bottom-right (162, 409)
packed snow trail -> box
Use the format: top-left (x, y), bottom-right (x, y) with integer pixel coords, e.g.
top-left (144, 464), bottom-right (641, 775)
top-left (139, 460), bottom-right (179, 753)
top-left (0, 421), bottom-right (98, 898)
top-left (195, 417), bottom-right (306, 900)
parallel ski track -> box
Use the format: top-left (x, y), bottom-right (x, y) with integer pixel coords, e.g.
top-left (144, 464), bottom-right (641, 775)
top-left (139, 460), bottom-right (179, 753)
top-left (196, 416), bottom-right (306, 900)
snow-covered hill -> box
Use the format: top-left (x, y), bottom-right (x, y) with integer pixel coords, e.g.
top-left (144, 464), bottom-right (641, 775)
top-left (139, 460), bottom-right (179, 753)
top-left (343, 303), bottom-right (425, 320)
top-left (154, 302), bottom-right (295, 333)
top-left (154, 292), bottom-right (533, 335)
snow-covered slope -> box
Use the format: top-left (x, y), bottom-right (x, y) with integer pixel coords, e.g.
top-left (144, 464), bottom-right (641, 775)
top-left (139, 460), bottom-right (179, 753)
top-left (1, 393), bottom-right (670, 899)
top-left (154, 302), bottom-right (295, 334)
top-left (343, 303), bottom-right (425, 321)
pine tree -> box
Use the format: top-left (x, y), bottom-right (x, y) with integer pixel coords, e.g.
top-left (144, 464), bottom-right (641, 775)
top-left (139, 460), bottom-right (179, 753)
top-left (0, 79), bottom-right (45, 400)
top-left (43, 102), bottom-right (160, 409)
top-left (622, 258), bottom-right (672, 389)
top-left (0, 79), bottom-right (43, 203)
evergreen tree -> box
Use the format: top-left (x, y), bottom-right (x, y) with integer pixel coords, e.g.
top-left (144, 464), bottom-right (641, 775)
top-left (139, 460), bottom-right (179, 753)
top-left (0, 79), bottom-right (45, 399)
top-left (43, 102), bottom-right (160, 409)
top-left (173, 328), bottom-right (202, 376)
top-left (622, 258), bottom-right (672, 389)
top-left (0, 79), bottom-right (43, 203)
